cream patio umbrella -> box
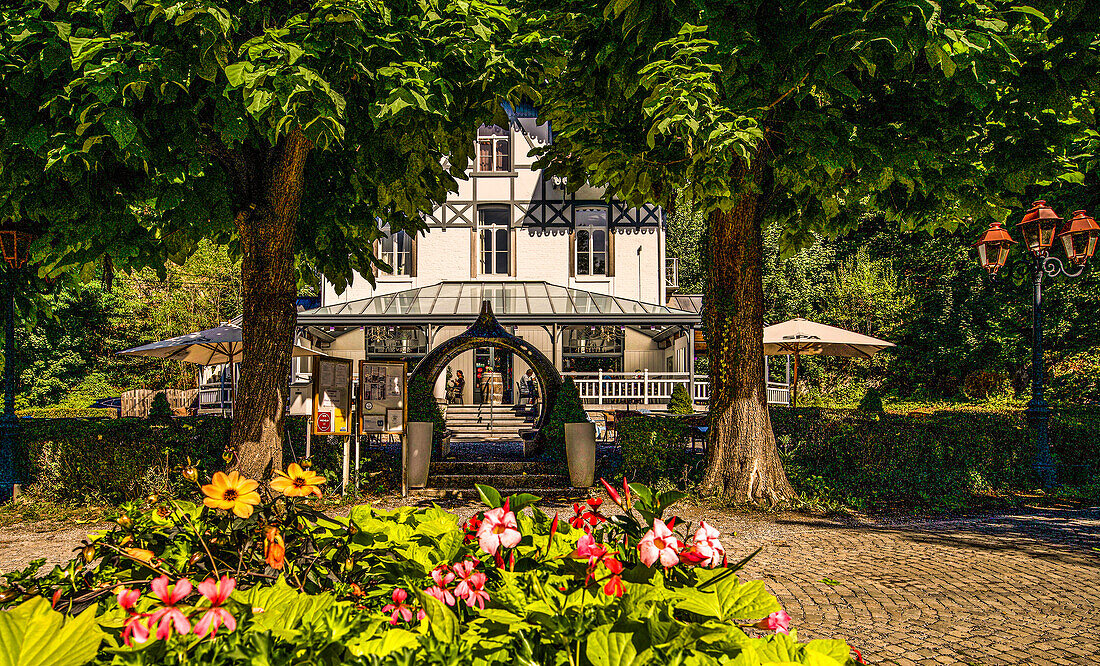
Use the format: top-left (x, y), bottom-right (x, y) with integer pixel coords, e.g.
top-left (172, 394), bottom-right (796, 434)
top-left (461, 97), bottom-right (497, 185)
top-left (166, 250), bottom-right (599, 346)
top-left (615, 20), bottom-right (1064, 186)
top-left (763, 318), bottom-right (895, 407)
top-left (119, 323), bottom-right (319, 414)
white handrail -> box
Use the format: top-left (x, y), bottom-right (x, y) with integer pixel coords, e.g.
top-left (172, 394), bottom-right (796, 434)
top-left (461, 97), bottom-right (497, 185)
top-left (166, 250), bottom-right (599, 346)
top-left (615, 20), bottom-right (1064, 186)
top-left (563, 372), bottom-right (789, 406)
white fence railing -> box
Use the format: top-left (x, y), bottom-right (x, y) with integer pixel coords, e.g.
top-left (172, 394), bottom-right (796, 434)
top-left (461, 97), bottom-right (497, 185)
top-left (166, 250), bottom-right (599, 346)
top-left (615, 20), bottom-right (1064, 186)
top-left (563, 371), bottom-right (790, 406)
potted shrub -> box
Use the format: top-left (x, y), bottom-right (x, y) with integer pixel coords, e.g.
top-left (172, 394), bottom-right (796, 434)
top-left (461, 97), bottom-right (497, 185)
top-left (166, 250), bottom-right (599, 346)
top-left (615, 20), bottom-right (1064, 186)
top-left (546, 378), bottom-right (595, 487)
top-left (406, 375), bottom-right (446, 487)
top-left (668, 383), bottom-right (694, 415)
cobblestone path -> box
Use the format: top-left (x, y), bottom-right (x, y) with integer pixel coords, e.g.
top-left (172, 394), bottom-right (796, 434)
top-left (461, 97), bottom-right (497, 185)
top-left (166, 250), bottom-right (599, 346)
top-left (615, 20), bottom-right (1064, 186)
top-left (2, 501), bottom-right (1097, 665)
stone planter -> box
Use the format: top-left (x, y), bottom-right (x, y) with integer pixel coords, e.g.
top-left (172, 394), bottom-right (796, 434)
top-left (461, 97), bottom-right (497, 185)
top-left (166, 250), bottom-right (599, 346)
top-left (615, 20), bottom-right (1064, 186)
top-left (406, 421), bottom-right (433, 488)
top-left (565, 422), bottom-right (596, 488)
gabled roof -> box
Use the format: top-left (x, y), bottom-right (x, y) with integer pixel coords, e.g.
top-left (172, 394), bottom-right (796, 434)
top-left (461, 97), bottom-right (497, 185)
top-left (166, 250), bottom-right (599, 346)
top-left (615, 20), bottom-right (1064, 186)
top-left (298, 281), bottom-right (701, 326)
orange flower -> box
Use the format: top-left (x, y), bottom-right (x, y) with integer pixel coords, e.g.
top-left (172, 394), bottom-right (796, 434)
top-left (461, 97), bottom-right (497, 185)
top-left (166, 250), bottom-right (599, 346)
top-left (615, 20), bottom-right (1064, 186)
top-left (123, 547), bottom-right (156, 565)
top-left (264, 526), bottom-right (285, 570)
top-left (269, 463), bottom-right (325, 498)
top-left (202, 471), bottom-right (261, 519)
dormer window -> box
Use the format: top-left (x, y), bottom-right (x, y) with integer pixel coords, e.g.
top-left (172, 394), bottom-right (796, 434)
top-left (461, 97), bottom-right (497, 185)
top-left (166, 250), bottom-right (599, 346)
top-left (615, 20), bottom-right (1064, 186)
top-left (477, 125), bottom-right (511, 173)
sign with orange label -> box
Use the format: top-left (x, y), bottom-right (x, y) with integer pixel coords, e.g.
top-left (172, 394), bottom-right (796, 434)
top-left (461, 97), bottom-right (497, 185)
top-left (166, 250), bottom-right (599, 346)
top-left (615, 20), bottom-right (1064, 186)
top-left (312, 356), bottom-right (352, 436)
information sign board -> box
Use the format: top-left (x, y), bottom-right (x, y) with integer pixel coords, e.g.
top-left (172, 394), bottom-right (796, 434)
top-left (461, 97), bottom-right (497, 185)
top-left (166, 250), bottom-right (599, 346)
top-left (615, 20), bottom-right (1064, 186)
top-left (312, 356), bottom-right (353, 435)
top-left (359, 360), bottom-right (407, 434)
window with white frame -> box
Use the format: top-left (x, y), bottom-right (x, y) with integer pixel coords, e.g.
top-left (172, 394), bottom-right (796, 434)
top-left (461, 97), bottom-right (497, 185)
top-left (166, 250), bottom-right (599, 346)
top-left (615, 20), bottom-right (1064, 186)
top-left (478, 205), bottom-right (510, 275)
top-left (477, 125), bottom-right (511, 173)
top-left (378, 225), bottom-right (414, 276)
top-left (574, 206), bottom-right (608, 276)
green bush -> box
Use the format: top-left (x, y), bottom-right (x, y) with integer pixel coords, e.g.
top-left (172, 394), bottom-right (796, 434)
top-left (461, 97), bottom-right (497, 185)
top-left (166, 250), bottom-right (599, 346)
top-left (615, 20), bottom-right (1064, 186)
top-left (619, 413), bottom-right (693, 484)
top-left (773, 407), bottom-right (1100, 510)
top-left (668, 383), bottom-right (694, 414)
top-left (20, 416), bottom-right (317, 504)
top-left (0, 481), bottom-right (856, 665)
top-left (856, 386), bottom-right (884, 413)
top-left (543, 377), bottom-right (587, 456)
top-left (407, 374), bottom-right (446, 449)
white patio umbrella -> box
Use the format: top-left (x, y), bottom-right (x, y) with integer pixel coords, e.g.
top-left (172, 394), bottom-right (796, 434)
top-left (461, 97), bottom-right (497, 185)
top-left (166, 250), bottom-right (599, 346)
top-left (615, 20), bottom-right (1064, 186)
top-left (119, 323), bottom-right (319, 414)
top-left (762, 318), bottom-right (895, 407)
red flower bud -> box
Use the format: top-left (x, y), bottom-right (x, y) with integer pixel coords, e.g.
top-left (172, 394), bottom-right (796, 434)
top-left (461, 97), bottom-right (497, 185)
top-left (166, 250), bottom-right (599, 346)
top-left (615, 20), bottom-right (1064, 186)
top-left (600, 478), bottom-right (621, 505)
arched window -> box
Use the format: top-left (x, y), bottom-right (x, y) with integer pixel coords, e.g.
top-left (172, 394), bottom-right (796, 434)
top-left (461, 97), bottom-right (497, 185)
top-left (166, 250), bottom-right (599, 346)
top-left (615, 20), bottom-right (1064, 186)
top-left (478, 205), bottom-right (511, 275)
top-left (477, 125), bottom-right (511, 172)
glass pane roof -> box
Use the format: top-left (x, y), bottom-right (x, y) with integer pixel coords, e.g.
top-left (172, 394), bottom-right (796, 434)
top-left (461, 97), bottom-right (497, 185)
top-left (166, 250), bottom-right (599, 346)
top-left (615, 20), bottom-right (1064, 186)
top-left (300, 281), bottom-right (699, 324)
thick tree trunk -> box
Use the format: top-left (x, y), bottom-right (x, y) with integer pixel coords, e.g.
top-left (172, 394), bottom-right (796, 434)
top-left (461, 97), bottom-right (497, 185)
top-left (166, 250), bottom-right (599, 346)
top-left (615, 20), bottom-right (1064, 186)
top-left (699, 163), bottom-right (795, 503)
top-left (228, 130), bottom-right (312, 480)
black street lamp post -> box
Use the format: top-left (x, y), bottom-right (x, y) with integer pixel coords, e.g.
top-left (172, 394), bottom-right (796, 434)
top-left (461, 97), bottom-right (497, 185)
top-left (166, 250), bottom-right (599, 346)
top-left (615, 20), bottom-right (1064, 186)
top-left (973, 202), bottom-right (1099, 490)
top-left (0, 227), bottom-right (32, 502)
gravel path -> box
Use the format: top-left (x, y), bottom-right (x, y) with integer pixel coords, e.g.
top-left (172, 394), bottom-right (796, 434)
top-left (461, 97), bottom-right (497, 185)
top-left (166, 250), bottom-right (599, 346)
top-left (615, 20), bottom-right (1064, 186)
top-left (2, 498), bottom-right (1097, 665)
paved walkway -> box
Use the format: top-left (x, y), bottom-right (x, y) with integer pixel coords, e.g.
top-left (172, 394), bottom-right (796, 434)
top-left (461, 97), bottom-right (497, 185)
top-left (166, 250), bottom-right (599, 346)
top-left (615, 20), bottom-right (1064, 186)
top-left (1, 502), bottom-right (1097, 665)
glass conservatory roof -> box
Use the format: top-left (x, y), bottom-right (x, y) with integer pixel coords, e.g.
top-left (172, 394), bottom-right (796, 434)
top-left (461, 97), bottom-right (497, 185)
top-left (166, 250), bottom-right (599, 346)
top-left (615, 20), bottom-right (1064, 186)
top-left (297, 282), bottom-right (701, 326)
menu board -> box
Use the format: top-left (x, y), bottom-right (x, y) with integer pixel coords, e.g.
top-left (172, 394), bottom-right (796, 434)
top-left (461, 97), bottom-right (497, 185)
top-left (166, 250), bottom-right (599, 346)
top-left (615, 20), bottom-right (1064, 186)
top-left (359, 360), bottom-right (406, 434)
top-left (313, 357), bottom-right (353, 435)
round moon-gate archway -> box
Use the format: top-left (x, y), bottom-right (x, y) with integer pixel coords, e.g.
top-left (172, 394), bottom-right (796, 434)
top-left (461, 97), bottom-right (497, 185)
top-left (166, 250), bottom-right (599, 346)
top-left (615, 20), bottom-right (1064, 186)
top-left (409, 301), bottom-right (562, 436)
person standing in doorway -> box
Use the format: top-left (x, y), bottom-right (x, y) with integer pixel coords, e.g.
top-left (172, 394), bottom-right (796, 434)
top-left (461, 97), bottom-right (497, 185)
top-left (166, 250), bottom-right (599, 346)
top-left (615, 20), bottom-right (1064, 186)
top-left (451, 370), bottom-right (465, 404)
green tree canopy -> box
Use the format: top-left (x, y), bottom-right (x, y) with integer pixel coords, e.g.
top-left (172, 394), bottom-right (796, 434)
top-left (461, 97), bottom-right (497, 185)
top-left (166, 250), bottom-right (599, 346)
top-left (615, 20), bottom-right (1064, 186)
top-left (0, 0), bottom-right (517, 475)
top-left (519, 0), bottom-right (1098, 500)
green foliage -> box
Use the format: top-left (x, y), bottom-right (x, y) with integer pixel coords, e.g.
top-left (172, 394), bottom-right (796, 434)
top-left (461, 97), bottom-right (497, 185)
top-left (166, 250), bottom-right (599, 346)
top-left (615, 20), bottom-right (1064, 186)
top-left (19, 416), bottom-right (318, 503)
top-left (147, 392), bottom-right (173, 420)
top-left (0, 481), bottom-right (854, 666)
top-left (543, 378), bottom-right (587, 456)
top-left (856, 387), bottom-right (884, 413)
top-left (407, 375), bottom-right (446, 448)
top-left (668, 384), bottom-right (694, 415)
top-left (618, 413), bottom-right (692, 484)
top-left (0, 596), bottom-right (105, 666)
top-left (775, 407), bottom-right (1100, 511)
top-left (15, 408), bottom-right (112, 419)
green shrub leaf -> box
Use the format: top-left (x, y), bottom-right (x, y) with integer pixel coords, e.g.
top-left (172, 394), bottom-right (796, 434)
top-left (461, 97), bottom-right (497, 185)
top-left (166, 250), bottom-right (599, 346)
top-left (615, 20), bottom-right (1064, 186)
top-left (677, 571), bottom-right (781, 622)
top-left (0, 597), bottom-right (104, 666)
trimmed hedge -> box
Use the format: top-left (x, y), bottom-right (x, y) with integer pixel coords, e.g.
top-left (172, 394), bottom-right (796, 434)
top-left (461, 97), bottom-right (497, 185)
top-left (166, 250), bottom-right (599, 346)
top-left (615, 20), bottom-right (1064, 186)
top-left (772, 407), bottom-right (1100, 509)
top-left (618, 412), bottom-right (693, 483)
top-left (20, 415), bottom-right (317, 503)
top-left (16, 407), bottom-right (116, 419)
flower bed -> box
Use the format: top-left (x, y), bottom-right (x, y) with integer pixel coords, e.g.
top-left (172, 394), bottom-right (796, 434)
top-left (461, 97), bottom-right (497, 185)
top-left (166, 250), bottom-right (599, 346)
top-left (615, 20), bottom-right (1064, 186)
top-left (1, 467), bottom-right (860, 665)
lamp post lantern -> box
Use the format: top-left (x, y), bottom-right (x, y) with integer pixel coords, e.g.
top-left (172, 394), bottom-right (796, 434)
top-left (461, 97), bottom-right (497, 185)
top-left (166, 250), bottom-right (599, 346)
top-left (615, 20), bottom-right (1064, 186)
top-left (973, 201), bottom-right (1098, 490)
top-left (0, 226), bottom-right (32, 502)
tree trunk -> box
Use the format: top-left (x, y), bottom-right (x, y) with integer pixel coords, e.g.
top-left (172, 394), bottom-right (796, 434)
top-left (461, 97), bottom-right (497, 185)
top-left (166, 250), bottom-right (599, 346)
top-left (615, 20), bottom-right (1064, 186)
top-left (699, 163), bottom-right (795, 503)
top-left (229, 130), bottom-right (312, 480)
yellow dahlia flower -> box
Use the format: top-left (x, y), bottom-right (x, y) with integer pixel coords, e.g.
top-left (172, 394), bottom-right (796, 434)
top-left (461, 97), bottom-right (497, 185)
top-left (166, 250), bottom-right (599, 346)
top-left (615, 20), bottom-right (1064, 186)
top-left (269, 463), bottom-right (325, 498)
top-left (202, 471), bottom-right (261, 519)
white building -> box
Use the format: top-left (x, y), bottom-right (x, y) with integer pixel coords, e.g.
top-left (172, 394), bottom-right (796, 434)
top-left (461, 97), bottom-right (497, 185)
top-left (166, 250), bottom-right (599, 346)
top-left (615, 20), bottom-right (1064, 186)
top-left (288, 106), bottom-right (789, 425)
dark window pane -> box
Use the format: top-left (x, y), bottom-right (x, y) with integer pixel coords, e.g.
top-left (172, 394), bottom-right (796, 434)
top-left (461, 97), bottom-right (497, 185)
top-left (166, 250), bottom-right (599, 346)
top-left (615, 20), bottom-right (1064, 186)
top-left (592, 230), bottom-right (605, 252)
top-left (496, 139), bottom-right (510, 171)
top-left (478, 141), bottom-right (493, 171)
top-left (480, 206), bottom-right (509, 226)
top-left (577, 230), bottom-right (590, 252)
top-left (495, 229), bottom-right (509, 274)
top-left (592, 252), bottom-right (605, 275)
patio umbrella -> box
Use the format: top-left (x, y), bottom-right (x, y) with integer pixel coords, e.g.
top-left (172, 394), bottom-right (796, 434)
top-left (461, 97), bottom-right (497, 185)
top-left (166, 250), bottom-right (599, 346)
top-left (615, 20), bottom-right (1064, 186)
top-left (119, 323), bottom-right (319, 414)
top-left (762, 318), bottom-right (895, 407)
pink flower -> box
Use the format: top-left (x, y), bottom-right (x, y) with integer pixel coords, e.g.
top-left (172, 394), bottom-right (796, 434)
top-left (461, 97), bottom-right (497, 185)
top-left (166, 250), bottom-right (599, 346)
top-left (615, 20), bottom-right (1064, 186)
top-left (570, 533), bottom-right (608, 564)
top-left (637, 519), bottom-right (681, 568)
top-left (431, 566), bottom-right (455, 587)
top-left (476, 507), bottom-right (521, 555)
top-left (150, 576), bottom-right (192, 606)
top-left (194, 576), bottom-right (237, 637)
top-left (383, 588), bottom-right (415, 626)
top-left (117, 587), bottom-right (141, 611)
top-left (121, 614), bottom-right (151, 646)
top-left (755, 610), bottom-right (791, 635)
top-left (681, 521), bottom-right (725, 568)
top-left (148, 576), bottom-right (192, 640)
top-left (425, 585), bottom-right (456, 606)
top-left (458, 572), bottom-right (490, 610)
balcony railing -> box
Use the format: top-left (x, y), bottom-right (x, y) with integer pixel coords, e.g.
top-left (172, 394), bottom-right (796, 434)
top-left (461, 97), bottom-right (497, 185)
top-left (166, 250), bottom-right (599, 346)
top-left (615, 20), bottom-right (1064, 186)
top-left (665, 257), bottom-right (679, 290)
top-left (562, 371), bottom-right (789, 406)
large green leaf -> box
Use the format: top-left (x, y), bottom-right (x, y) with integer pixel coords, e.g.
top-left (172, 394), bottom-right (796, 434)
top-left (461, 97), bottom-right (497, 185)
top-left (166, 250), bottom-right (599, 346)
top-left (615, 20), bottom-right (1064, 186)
top-left (677, 571), bottom-right (781, 622)
top-left (0, 597), bottom-right (104, 666)
top-left (417, 593), bottom-right (459, 643)
top-left (585, 624), bottom-right (652, 666)
top-left (346, 627), bottom-right (420, 657)
top-left (234, 577), bottom-right (340, 638)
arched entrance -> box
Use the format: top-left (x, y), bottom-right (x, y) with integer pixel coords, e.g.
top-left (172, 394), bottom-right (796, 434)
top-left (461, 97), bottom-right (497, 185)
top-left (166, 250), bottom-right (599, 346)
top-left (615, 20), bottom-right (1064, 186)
top-left (410, 301), bottom-right (562, 435)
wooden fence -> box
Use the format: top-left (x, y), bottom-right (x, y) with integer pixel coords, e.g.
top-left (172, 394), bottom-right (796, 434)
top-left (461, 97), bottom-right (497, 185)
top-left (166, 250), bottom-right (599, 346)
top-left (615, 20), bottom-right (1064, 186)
top-left (121, 389), bottom-right (199, 418)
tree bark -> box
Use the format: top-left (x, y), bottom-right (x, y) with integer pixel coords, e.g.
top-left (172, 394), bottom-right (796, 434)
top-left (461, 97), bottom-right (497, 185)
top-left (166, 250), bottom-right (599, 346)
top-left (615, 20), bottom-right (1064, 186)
top-left (699, 161), bottom-right (795, 503)
top-left (228, 130), bottom-right (312, 480)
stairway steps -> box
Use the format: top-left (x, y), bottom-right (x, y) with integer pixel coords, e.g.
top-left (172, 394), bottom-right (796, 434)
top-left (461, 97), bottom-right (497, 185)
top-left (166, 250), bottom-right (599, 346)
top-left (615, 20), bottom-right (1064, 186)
top-left (409, 487), bottom-right (583, 500)
top-left (430, 460), bottom-right (545, 474)
top-left (430, 473), bottom-right (570, 490)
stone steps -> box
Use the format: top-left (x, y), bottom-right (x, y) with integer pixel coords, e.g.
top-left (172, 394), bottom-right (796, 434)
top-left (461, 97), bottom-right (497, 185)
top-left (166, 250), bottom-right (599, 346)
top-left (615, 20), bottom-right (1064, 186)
top-left (421, 459), bottom-right (574, 497)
